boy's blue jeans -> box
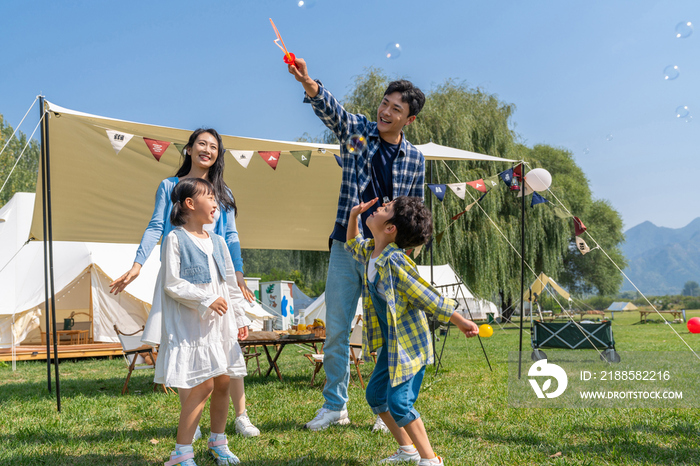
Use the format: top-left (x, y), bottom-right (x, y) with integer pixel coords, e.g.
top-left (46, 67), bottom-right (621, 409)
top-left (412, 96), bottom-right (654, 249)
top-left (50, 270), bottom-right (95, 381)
top-left (322, 240), bottom-right (365, 412)
top-left (364, 268), bottom-right (424, 428)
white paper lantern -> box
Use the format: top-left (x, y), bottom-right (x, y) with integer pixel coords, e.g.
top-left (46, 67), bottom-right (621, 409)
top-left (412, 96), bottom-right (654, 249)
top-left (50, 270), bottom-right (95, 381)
top-left (524, 168), bottom-right (552, 192)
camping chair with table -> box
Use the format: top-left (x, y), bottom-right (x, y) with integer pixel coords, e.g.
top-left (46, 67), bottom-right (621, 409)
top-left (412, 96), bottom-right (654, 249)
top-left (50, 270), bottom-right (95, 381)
top-left (113, 324), bottom-right (173, 395)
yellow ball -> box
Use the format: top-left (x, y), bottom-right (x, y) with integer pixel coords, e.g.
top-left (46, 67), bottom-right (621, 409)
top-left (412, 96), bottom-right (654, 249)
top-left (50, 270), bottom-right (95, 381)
top-left (479, 324), bottom-right (493, 338)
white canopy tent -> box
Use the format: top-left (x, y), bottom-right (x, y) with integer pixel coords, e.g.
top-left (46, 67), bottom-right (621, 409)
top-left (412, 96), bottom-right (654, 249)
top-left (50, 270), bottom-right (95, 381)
top-left (0, 193), bottom-right (161, 347)
top-left (417, 264), bottom-right (499, 321)
top-left (0, 193), bottom-right (277, 346)
top-left (299, 292), bottom-right (363, 327)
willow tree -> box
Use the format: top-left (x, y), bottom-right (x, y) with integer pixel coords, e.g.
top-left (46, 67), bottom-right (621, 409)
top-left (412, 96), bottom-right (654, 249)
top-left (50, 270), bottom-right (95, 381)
top-left (0, 114), bottom-right (40, 207)
top-left (326, 68), bottom-right (625, 307)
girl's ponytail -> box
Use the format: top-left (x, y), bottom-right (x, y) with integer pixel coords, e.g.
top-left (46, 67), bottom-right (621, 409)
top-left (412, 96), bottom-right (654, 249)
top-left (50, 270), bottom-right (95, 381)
top-left (170, 178), bottom-right (215, 226)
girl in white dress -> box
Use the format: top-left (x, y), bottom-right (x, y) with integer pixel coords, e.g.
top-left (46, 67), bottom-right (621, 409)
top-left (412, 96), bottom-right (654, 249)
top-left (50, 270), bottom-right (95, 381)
top-left (157, 178), bottom-right (245, 466)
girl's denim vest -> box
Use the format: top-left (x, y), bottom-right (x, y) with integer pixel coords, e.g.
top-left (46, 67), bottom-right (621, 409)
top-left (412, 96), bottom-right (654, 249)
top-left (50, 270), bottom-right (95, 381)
top-left (172, 229), bottom-right (227, 284)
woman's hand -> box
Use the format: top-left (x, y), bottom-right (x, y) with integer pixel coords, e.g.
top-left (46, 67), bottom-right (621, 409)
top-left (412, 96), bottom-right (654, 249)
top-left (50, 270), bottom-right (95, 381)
top-left (209, 297), bottom-right (228, 316)
top-left (109, 263), bottom-right (142, 294)
top-left (236, 271), bottom-right (255, 303)
top-left (238, 326), bottom-right (249, 341)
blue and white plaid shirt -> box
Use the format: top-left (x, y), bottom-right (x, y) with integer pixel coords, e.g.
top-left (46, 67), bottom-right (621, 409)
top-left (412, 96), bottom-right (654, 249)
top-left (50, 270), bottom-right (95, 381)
top-left (304, 82), bottom-right (425, 235)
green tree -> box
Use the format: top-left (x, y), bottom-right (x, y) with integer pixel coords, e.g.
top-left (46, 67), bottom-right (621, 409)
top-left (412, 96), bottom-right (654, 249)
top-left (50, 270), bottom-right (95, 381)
top-left (0, 114), bottom-right (40, 207)
top-left (683, 281), bottom-right (700, 297)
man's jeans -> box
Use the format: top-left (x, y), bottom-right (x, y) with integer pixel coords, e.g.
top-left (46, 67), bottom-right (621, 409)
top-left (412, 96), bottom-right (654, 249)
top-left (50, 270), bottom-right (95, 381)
top-left (322, 240), bottom-right (364, 411)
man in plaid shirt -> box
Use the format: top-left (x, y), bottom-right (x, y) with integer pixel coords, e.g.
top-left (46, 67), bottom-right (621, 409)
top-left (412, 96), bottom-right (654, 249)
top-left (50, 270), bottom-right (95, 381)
top-left (288, 58), bottom-right (426, 432)
top-left (345, 196), bottom-right (478, 465)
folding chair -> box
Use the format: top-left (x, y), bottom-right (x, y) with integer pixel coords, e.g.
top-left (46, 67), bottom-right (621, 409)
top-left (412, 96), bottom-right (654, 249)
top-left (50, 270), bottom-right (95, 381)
top-left (113, 324), bottom-right (172, 395)
top-left (243, 345), bottom-right (262, 376)
top-left (348, 316), bottom-right (367, 389)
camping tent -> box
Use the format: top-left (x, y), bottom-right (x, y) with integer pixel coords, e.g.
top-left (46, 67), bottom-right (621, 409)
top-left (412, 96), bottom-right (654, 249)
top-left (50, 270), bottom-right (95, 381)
top-left (29, 101), bottom-right (515, 251)
top-left (0, 193), bottom-right (161, 347)
top-left (607, 302), bottom-right (638, 311)
top-left (299, 292), bottom-right (363, 327)
top-left (416, 264), bottom-right (499, 321)
top-left (0, 193), bottom-right (276, 346)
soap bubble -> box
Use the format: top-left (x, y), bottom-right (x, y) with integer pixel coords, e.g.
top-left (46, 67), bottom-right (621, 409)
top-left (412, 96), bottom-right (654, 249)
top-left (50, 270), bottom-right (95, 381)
top-left (664, 65), bottom-right (680, 80)
top-left (606, 134), bottom-right (613, 141)
top-left (583, 147), bottom-right (590, 155)
top-left (297, 0), bottom-right (316, 8)
top-left (385, 42), bottom-right (402, 59)
top-left (346, 134), bottom-right (367, 154)
top-left (686, 115), bottom-right (693, 123)
top-left (675, 21), bottom-right (693, 39)
top-left (676, 106), bottom-right (690, 118)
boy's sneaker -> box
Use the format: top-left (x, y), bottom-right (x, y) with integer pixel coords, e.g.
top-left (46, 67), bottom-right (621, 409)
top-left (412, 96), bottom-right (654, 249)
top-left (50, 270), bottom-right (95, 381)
top-left (417, 456), bottom-right (444, 466)
top-left (380, 446), bottom-right (421, 463)
top-left (372, 415), bottom-right (390, 433)
top-left (304, 407), bottom-right (351, 431)
top-left (234, 412), bottom-right (260, 437)
top-left (164, 450), bottom-right (197, 466)
top-left (207, 438), bottom-right (240, 465)
top-left (192, 425), bottom-right (202, 443)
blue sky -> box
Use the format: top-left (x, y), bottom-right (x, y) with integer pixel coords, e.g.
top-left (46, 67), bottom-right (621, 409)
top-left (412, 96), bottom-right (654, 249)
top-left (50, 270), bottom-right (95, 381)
top-left (1, 0), bottom-right (698, 230)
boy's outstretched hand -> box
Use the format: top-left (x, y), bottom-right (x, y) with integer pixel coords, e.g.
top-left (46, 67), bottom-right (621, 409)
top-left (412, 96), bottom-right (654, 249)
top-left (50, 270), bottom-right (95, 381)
top-left (349, 198), bottom-right (378, 217)
top-left (288, 57), bottom-right (319, 98)
top-left (450, 312), bottom-right (480, 338)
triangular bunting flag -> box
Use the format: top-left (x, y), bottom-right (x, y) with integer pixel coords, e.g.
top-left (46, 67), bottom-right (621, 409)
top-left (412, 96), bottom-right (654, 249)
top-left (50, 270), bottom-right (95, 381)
top-left (466, 179), bottom-right (488, 193)
top-left (516, 181), bottom-right (534, 197)
top-left (451, 210), bottom-right (467, 221)
top-left (143, 138), bottom-right (171, 161)
top-left (334, 154), bottom-right (343, 167)
top-left (513, 163), bottom-right (523, 181)
top-left (259, 151), bottom-right (281, 170)
top-left (477, 191), bottom-right (488, 202)
top-left (436, 231), bottom-right (445, 246)
top-left (173, 143), bottom-right (187, 156)
top-left (485, 175), bottom-right (500, 190)
top-left (291, 150), bottom-right (312, 167)
top-left (575, 236), bottom-right (590, 255)
top-left (531, 192), bottom-right (548, 207)
top-left (230, 150), bottom-right (254, 168)
top-left (499, 168), bottom-right (514, 186)
top-left (412, 244), bottom-right (423, 258)
top-left (428, 184), bottom-right (447, 201)
top-left (447, 183), bottom-right (467, 200)
top-left (405, 248), bottom-right (414, 256)
top-left (465, 200), bottom-right (478, 211)
top-left (573, 216), bottom-right (587, 236)
top-left (105, 130), bottom-right (134, 155)
top-left (553, 206), bottom-right (572, 219)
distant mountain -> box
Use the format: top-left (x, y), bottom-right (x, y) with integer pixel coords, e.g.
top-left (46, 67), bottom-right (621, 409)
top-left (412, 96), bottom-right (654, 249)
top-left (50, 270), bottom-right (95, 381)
top-left (620, 218), bottom-right (700, 295)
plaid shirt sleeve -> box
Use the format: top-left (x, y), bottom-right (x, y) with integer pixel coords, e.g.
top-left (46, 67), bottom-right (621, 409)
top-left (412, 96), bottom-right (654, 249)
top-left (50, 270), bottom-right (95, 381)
top-left (392, 254), bottom-right (455, 324)
top-left (345, 235), bottom-right (374, 265)
top-left (303, 80), bottom-right (370, 146)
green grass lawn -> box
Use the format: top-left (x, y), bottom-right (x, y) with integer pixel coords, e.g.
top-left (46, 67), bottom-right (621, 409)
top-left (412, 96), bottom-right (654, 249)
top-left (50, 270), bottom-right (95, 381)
top-left (2, 311), bottom-right (700, 465)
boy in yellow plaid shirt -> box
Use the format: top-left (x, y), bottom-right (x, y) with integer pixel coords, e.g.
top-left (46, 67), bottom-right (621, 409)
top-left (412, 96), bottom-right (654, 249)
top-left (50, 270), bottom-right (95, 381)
top-left (346, 196), bottom-right (479, 465)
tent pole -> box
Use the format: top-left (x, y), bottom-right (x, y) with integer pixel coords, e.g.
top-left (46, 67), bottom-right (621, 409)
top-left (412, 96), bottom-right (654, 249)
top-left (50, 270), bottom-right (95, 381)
top-left (428, 159), bottom-right (437, 366)
top-left (39, 96), bottom-right (52, 394)
top-left (518, 162), bottom-right (526, 379)
top-left (43, 99), bottom-right (61, 412)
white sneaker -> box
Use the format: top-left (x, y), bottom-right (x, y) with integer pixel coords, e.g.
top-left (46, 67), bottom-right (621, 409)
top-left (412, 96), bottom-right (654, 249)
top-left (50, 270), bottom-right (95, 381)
top-left (304, 407), bottom-right (351, 431)
top-left (417, 456), bottom-right (444, 466)
top-left (192, 425), bottom-right (202, 443)
top-left (234, 412), bottom-right (260, 437)
top-left (372, 415), bottom-right (391, 433)
top-left (380, 446), bottom-right (421, 463)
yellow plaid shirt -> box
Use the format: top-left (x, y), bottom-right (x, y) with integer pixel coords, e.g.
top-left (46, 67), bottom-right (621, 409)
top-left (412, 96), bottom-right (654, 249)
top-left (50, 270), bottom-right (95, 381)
top-left (346, 236), bottom-right (456, 387)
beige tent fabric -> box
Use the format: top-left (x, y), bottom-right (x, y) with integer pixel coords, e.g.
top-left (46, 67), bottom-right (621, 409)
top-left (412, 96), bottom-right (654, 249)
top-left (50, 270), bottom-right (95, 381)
top-left (524, 272), bottom-right (571, 301)
top-left (31, 102), bottom-right (515, 250)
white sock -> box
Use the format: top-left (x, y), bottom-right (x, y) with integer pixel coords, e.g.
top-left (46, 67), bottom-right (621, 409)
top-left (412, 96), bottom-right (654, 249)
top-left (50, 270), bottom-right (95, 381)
top-left (209, 432), bottom-right (226, 442)
top-left (400, 444), bottom-right (417, 452)
top-left (175, 443), bottom-right (193, 453)
top-left (421, 457), bottom-right (441, 464)
top-left (236, 410), bottom-right (247, 419)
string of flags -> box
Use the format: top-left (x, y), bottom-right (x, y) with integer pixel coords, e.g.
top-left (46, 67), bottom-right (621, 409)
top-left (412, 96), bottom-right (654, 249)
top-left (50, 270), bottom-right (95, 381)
top-left (104, 128), bottom-right (334, 170)
top-left (428, 163), bottom-right (596, 256)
